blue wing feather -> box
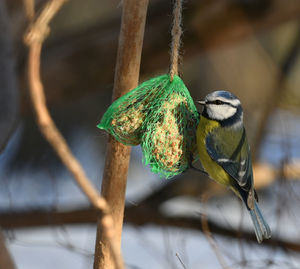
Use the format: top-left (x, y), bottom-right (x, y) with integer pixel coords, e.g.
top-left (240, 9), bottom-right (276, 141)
top-left (205, 126), bottom-right (252, 188)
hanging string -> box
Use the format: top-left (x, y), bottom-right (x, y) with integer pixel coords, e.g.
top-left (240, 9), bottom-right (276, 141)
top-left (169, 0), bottom-right (183, 81)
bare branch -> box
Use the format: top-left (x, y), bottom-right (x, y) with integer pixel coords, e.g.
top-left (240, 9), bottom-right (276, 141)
top-left (23, 1), bottom-right (125, 268)
top-left (23, 0), bottom-right (35, 21)
top-left (94, 1), bottom-right (149, 268)
top-left (201, 195), bottom-right (231, 269)
top-left (0, 229), bottom-right (17, 269)
top-left (24, 0), bottom-right (65, 44)
top-left (2, 206), bottom-right (300, 253)
top-left (175, 253), bottom-right (187, 269)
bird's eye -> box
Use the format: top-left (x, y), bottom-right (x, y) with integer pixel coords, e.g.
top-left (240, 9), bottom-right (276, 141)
top-left (215, 100), bottom-right (222, 105)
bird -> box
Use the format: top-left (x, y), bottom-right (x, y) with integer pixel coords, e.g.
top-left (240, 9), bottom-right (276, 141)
top-left (196, 90), bottom-right (271, 243)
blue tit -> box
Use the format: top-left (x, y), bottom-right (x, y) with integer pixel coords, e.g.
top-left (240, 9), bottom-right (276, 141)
top-left (196, 90), bottom-right (271, 243)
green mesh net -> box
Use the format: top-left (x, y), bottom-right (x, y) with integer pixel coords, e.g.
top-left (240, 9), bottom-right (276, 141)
top-left (98, 74), bottom-right (199, 178)
top-left (97, 76), bottom-right (156, 146)
top-left (140, 75), bottom-right (198, 178)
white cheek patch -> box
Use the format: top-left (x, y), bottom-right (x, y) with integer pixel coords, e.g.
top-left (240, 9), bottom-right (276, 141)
top-left (206, 104), bottom-right (237, 120)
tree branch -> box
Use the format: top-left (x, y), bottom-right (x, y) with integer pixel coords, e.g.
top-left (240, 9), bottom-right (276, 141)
top-left (93, 1), bottom-right (149, 268)
top-left (0, 229), bottom-right (17, 269)
top-left (1, 206), bottom-right (300, 253)
top-left (23, 1), bottom-right (125, 268)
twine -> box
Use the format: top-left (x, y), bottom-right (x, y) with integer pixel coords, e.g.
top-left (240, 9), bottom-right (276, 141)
top-left (169, 0), bottom-right (183, 81)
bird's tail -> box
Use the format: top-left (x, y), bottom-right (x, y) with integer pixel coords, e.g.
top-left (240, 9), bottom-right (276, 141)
top-left (249, 201), bottom-right (271, 243)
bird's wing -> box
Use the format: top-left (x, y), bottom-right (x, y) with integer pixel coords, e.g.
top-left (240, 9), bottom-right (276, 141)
top-left (205, 126), bottom-right (252, 188)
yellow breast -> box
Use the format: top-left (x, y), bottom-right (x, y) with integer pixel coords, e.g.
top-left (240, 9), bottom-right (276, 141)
top-left (196, 115), bottom-right (232, 186)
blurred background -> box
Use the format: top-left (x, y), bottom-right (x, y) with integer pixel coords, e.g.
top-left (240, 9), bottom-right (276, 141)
top-left (1, 0), bottom-right (300, 268)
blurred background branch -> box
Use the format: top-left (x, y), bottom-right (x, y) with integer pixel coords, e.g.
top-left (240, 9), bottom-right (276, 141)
top-left (0, 0), bottom-right (19, 153)
top-left (252, 24), bottom-right (300, 160)
top-left (11, 0), bottom-right (300, 112)
top-left (0, 229), bottom-right (16, 269)
top-left (1, 200), bottom-right (300, 252)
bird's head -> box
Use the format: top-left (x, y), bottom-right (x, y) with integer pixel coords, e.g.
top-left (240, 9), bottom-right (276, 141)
top-left (198, 90), bottom-right (243, 126)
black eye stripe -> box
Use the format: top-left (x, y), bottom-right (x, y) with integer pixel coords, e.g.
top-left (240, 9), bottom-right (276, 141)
top-left (206, 100), bottom-right (224, 105)
top-left (206, 100), bottom-right (236, 107)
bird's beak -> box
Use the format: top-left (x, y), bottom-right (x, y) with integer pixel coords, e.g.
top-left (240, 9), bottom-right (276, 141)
top-left (197, 100), bottom-right (206, 105)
